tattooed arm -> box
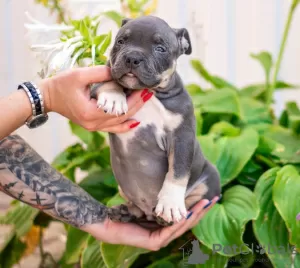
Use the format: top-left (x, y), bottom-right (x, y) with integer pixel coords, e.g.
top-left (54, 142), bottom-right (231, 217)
top-left (0, 135), bottom-right (108, 228)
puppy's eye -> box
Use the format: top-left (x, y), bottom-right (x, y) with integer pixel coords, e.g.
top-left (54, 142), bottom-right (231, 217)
top-left (117, 39), bottom-right (124, 45)
top-left (155, 46), bottom-right (166, 52)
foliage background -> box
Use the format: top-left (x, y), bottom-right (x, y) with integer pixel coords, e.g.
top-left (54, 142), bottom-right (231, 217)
top-left (1, 0), bottom-right (300, 268)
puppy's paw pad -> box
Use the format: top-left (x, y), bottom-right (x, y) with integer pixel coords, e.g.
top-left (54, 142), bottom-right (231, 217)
top-left (97, 91), bottom-right (128, 115)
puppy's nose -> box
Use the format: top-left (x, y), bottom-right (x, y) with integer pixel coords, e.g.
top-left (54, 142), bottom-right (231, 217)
top-left (125, 53), bottom-right (143, 69)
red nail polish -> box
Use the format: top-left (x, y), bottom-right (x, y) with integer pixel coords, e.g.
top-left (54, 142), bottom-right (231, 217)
top-left (130, 122), bottom-right (140, 129)
top-left (141, 89), bottom-right (149, 97)
top-left (143, 92), bottom-right (153, 102)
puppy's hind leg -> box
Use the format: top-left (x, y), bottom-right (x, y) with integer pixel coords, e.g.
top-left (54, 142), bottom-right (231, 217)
top-left (108, 186), bottom-right (145, 223)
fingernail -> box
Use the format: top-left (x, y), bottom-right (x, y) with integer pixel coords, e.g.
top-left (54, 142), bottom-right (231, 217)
top-left (186, 211), bottom-right (193, 219)
top-left (129, 122), bottom-right (140, 129)
top-left (143, 92), bottom-right (153, 102)
top-left (204, 200), bottom-right (212, 209)
top-left (141, 89), bottom-right (149, 97)
top-left (217, 194), bottom-right (223, 202)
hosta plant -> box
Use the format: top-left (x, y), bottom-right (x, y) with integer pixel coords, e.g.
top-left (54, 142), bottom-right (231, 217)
top-left (1, 0), bottom-right (300, 267)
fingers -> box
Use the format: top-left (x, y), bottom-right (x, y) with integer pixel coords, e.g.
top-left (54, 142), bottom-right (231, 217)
top-left (100, 119), bottom-right (140, 133)
top-left (165, 197), bottom-right (219, 245)
top-left (76, 65), bottom-right (112, 85)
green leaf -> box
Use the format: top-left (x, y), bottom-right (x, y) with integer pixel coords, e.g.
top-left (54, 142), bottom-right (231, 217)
top-left (208, 121), bottom-right (240, 137)
top-left (283, 101), bottom-right (300, 134)
top-left (275, 80), bottom-right (298, 89)
top-left (1, 203), bottom-right (39, 237)
top-left (79, 170), bottom-right (117, 203)
top-left (217, 128), bottom-right (259, 185)
top-left (81, 236), bottom-right (106, 268)
top-left (79, 20), bottom-right (91, 42)
top-left (273, 165), bottom-right (300, 249)
top-left (102, 11), bottom-right (124, 27)
top-left (100, 243), bottom-right (149, 268)
top-left (190, 60), bottom-right (237, 90)
top-left (98, 31), bottom-right (112, 55)
top-left (262, 125), bottom-right (300, 164)
top-left (239, 84), bottom-right (265, 98)
top-left (253, 167), bottom-right (296, 268)
top-left (192, 88), bottom-right (241, 117)
top-left (240, 97), bottom-right (273, 125)
top-left (106, 192), bottom-right (126, 207)
top-left (52, 143), bottom-right (85, 170)
top-left (60, 227), bottom-right (89, 265)
top-left (69, 121), bottom-right (105, 148)
top-left (93, 34), bottom-right (108, 46)
top-left (186, 83), bottom-right (204, 96)
top-left (194, 108), bottom-right (203, 136)
top-left (0, 236), bottom-right (26, 268)
top-left (199, 128), bottom-right (259, 185)
top-left (193, 185), bottom-right (259, 256)
top-left (239, 81), bottom-right (297, 98)
top-left (197, 135), bottom-right (220, 164)
top-left (250, 51), bottom-right (273, 78)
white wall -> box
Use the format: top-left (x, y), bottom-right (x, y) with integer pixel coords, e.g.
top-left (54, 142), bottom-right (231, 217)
top-left (1, 0), bottom-right (300, 162)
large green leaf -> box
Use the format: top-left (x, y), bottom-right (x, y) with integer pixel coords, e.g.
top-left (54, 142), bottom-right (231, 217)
top-left (192, 88), bottom-right (241, 117)
top-left (81, 236), bottom-right (106, 268)
top-left (273, 165), bottom-right (300, 249)
top-left (219, 128), bottom-right (258, 185)
top-left (261, 125), bottom-right (300, 164)
top-left (240, 97), bottom-right (273, 125)
top-left (198, 128), bottom-right (259, 186)
top-left (253, 167), bottom-right (296, 268)
top-left (193, 185), bottom-right (259, 257)
top-left (100, 243), bottom-right (149, 268)
top-left (60, 227), bottom-right (89, 265)
top-left (79, 170), bottom-right (117, 203)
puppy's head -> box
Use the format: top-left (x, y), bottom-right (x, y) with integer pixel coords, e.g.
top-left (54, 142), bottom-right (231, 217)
top-left (109, 16), bottom-right (192, 90)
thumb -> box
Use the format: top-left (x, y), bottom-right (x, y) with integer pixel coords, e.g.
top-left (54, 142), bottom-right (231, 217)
top-left (77, 65), bottom-right (112, 85)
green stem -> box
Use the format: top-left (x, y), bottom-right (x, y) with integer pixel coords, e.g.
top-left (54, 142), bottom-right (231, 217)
top-left (266, 0), bottom-right (299, 105)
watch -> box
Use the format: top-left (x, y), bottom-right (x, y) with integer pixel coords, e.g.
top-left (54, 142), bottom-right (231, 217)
top-left (18, 81), bottom-right (49, 129)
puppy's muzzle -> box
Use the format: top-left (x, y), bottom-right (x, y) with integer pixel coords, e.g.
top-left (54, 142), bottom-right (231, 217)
top-left (124, 51), bottom-right (144, 69)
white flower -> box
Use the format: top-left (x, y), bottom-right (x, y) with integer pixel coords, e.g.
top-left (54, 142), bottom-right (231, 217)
top-left (24, 12), bottom-right (86, 78)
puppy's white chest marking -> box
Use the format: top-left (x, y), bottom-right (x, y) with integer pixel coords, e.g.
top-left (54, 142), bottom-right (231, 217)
top-left (117, 96), bottom-right (183, 153)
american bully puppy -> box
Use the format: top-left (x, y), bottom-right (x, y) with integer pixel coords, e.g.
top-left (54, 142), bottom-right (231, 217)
top-left (90, 16), bottom-right (221, 228)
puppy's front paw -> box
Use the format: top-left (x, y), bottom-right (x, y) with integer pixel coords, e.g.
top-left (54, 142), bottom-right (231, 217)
top-left (155, 193), bottom-right (187, 223)
top-left (97, 91), bottom-right (128, 115)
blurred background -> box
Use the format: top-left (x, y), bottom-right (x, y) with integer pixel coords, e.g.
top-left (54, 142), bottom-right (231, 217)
top-left (1, 0), bottom-right (300, 163)
top-left (1, 1), bottom-right (300, 267)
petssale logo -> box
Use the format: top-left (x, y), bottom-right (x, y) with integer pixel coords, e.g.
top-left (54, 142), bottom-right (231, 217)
top-left (179, 240), bottom-right (298, 266)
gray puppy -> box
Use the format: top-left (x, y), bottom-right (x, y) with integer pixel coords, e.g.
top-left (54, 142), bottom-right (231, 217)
top-left (91, 16), bottom-right (221, 228)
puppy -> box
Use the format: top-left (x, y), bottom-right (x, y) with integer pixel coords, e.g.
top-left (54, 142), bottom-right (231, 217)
top-left (91, 16), bottom-right (221, 228)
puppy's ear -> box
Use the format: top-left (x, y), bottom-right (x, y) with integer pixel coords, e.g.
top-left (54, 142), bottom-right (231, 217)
top-left (121, 18), bottom-right (131, 27)
top-left (174, 28), bottom-right (192, 55)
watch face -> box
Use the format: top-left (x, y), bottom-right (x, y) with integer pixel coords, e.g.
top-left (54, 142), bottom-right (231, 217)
top-left (27, 114), bottom-right (48, 129)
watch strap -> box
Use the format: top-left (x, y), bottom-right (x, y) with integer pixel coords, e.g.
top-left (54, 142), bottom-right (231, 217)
top-left (18, 82), bottom-right (44, 116)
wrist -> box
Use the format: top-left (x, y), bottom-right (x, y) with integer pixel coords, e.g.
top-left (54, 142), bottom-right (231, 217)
top-left (38, 78), bottom-right (52, 113)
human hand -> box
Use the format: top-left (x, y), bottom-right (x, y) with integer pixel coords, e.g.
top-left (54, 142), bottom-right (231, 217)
top-left (40, 66), bottom-right (152, 133)
top-left (85, 197), bottom-right (219, 251)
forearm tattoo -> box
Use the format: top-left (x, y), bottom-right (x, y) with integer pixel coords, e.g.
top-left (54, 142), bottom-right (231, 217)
top-left (0, 135), bottom-right (108, 228)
